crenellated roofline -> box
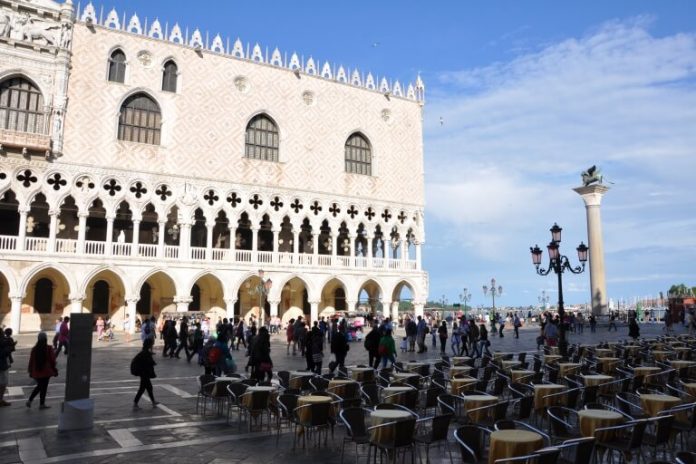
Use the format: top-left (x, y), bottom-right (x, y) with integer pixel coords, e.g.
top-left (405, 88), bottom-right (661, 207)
top-left (75, 2), bottom-right (426, 103)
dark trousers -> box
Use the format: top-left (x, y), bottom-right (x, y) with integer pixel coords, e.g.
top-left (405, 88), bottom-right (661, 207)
top-left (175, 339), bottom-right (190, 358)
top-left (56, 340), bottom-right (69, 356)
top-left (514, 326), bottom-right (519, 338)
top-left (440, 337), bottom-right (447, 353)
top-left (333, 353), bottom-right (347, 372)
top-left (459, 342), bottom-right (469, 357)
top-left (29, 377), bottom-right (50, 405)
top-left (368, 350), bottom-right (380, 369)
top-left (134, 376), bottom-right (155, 404)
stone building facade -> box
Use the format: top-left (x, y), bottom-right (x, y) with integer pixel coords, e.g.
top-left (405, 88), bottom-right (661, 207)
top-left (0, 0), bottom-right (428, 332)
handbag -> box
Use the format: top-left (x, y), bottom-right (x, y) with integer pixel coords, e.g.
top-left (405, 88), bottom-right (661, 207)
top-left (312, 352), bottom-right (323, 363)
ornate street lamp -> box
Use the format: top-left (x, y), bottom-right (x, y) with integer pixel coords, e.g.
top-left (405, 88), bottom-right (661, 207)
top-left (538, 290), bottom-right (550, 311)
top-left (483, 278), bottom-right (502, 312)
top-left (530, 223), bottom-right (588, 357)
top-left (459, 288), bottom-right (472, 319)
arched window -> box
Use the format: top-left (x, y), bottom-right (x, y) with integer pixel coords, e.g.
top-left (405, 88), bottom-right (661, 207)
top-left (162, 60), bottom-right (178, 92)
top-left (0, 77), bottom-right (45, 134)
top-left (108, 49), bottom-right (127, 83)
top-left (245, 114), bottom-right (279, 162)
top-left (92, 280), bottom-right (110, 314)
top-left (118, 93), bottom-right (161, 145)
top-left (345, 133), bottom-right (372, 175)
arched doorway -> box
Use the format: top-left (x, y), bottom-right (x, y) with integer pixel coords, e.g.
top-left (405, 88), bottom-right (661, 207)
top-left (357, 279), bottom-right (383, 314)
top-left (34, 278), bottom-right (53, 313)
top-left (23, 267), bottom-right (71, 331)
top-left (188, 273), bottom-right (225, 316)
top-left (238, 274), bottom-right (270, 323)
top-left (320, 278), bottom-right (348, 318)
top-left (136, 282), bottom-right (151, 315)
top-left (392, 280), bottom-right (415, 321)
top-left (279, 277), bottom-right (310, 325)
top-left (189, 284), bottom-right (201, 311)
top-left (84, 268), bottom-right (128, 324)
top-left (137, 271), bottom-right (176, 318)
top-left (92, 280), bottom-right (109, 314)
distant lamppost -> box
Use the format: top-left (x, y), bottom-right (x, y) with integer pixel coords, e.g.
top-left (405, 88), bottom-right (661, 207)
top-left (459, 288), bottom-right (472, 319)
top-left (530, 223), bottom-right (588, 357)
top-left (538, 290), bottom-right (550, 312)
top-left (483, 278), bottom-right (502, 313)
top-left (250, 269), bottom-right (272, 327)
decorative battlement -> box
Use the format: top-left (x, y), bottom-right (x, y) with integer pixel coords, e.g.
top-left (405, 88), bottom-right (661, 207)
top-left (75, 2), bottom-right (425, 102)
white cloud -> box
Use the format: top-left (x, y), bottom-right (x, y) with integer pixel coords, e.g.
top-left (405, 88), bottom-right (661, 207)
top-left (423, 18), bottom-right (696, 303)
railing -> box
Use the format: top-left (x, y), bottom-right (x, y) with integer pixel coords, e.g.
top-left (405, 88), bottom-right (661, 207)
top-left (138, 244), bottom-right (158, 258)
top-left (257, 251), bottom-right (273, 264)
top-left (0, 234), bottom-right (421, 271)
top-left (85, 240), bottom-right (105, 255)
top-left (112, 243), bottom-right (132, 256)
top-left (190, 246), bottom-right (206, 261)
top-left (0, 128), bottom-right (51, 151)
top-left (0, 235), bottom-right (17, 250)
top-left (55, 239), bottom-right (77, 254)
top-left (25, 237), bottom-right (48, 252)
top-left (235, 250), bottom-right (252, 262)
top-left (164, 245), bottom-right (179, 259)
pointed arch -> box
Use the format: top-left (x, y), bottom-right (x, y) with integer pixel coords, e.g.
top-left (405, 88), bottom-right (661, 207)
top-left (0, 75), bottom-right (46, 134)
top-left (245, 113), bottom-right (279, 162)
top-left (345, 132), bottom-right (372, 176)
top-left (107, 48), bottom-right (127, 83)
top-left (117, 92), bottom-right (161, 145)
top-left (19, 262), bottom-right (76, 297)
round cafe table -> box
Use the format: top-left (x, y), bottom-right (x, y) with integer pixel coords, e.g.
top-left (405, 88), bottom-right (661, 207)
top-left (652, 351), bottom-right (671, 362)
top-left (578, 409), bottom-right (624, 440)
top-left (289, 371), bottom-right (314, 389)
top-left (463, 394), bottom-right (498, 422)
top-left (370, 409), bottom-right (411, 444)
top-left (673, 347), bottom-right (691, 359)
top-left (328, 379), bottom-right (358, 397)
top-left (533, 384), bottom-right (566, 411)
top-left (596, 357), bottom-right (620, 374)
top-left (242, 385), bottom-right (277, 408)
top-left (501, 360), bottom-right (521, 370)
top-left (450, 365), bottom-right (473, 376)
top-left (450, 377), bottom-right (478, 394)
top-left (544, 355), bottom-right (562, 365)
top-left (595, 348), bottom-right (614, 357)
top-left (557, 362), bottom-right (581, 377)
top-left (488, 429), bottom-right (543, 464)
top-left (670, 360), bottom-right (695, 371)
top-left (682, 382), bottom-right (696, 397)
top-left (639, 394), bottom-right (681, 417)
top-left (493, 352), bottom-right (513, 361)
top-left (509, 370), bottom-right (534, 383)
top-left (581, 374), bottom-right (613, 391)
top-left (350, 367), bottom-right (375, 382)
top-left (451, 356), bottom-right (472, 366)
top-left (632, 366), bottom-right (661, 378)
top-left (296, 395), bottom-right (332, 423)
top-left (382, 386), bottom-right (413, 405)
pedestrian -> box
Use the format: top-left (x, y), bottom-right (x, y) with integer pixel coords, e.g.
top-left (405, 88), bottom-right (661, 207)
top-left (513, 314), bottom-right (521, 339)
top-left (123, 313), bottom-right (132, 343)
top-left (589, 314), bottom-right (597, 333)
top-left (163, 320), bottom-right (178, 357)
top-left (468, 320), bottom-right (479, 357)
top-left (286, 318), bottom-right (295, 355)
top-left (497, 314), bottom-right (505, 337)
top-left (293, 317), bottom-right (304, 355)
top-left (56, 316), bottom-right (70, 356)
top-left (364, 322), bottom-right (381, 369)
top-left (235, 319), bottom-right (246, 350)
top-left (52, 318), bottom-right (62, 349)
top-left (330, 325), bottom-right (349, 373)
top-left (303, 326), bottom-right (315, 372)
top-left (458, 319), bottom-right (470, 356)
top-left (131, 338), bottom-right (158, 408)
top-left (628, 317), bottom-right (640, 340)
top-left (309, 326), bottom-right (324, 374)
top-left (477, 324), bottom-right (491, 358)
top-left (26, 332), bottom-right (58, 409)
top-left (96, 316), bottom-right (105, 341)
top-left (544, 320), bottom-right (559, 347)
top-left (0, 329), bottom-right (15, 407)
top-left (405, 317), bottom-right (417, 352)
top-left (174, 317), bottom-right (190, 359)
top-left (430, 322), bottom-right (437, 349)
top-left (438, 321), bottom-right (448, 355)
top-left (608, 312), bottom-right (617, 332)
top-left (141, 316), bottom-right (155, 344)
top-left (450, 322), bottom-right (460, 355)
top-left (490, 313), bottom-right (497, 337)
top-left (378, 329), bottom-right (396, 368)
top-left (416, 316), bottom-right (427, 353)
top-left (187, 322), bottom-right (204, 363)
top-left (252, 327), bottom-right (273, 383)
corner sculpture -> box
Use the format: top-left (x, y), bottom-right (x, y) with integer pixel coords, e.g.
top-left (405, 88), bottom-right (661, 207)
top-left (581, 165), bottom-right (603, 186)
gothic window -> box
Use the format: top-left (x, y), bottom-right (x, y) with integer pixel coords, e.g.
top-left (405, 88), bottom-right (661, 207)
top-left (162, 60), bottom-right (178, 92)
top-left (0, 77), bottom-right (45, 134)
top-left (345, 133), bottom-right (372, 176)
top-left (108, 49), bottom-right (127, 83)
top-left (245, 114), bottom-right (279, 162)
top-left (118, 93), bottom-right (161, 145)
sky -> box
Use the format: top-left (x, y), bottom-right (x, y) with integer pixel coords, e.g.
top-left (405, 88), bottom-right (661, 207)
top-left (84, 1), bottom-right (696, 308)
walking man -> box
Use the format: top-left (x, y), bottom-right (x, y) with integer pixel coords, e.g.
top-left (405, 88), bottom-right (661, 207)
top-left (131, 338), bottom-right (158, 408)
top-left (55, 317), bottom-right (70, 356)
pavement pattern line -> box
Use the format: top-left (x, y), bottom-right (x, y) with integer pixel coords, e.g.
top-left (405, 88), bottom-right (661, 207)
top-left (13, 376), bottom-right (197, 389)
top-left (157, 384), bottom-right (195, 398)
top-left (22, 430), bottom-right (278, 464)
top-left (17, 436), bottom-right (47, 461)
top-left (107, 429), bottom-right (143, 448)
top-left (124, 419), bottom-right (227, 432)
top-left (154, 402), bottom-right (181, 417)
top-left (0, 440), bottom-right (16, 448)
top-left (6, 386), bottom-right (23, 396)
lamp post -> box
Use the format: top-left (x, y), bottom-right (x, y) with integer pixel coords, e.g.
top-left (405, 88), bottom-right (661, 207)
top-left (252, 269), bottom-right (272, 328)
top-left (530, 223), bottom-right (588, 357)
top-left (538, 290), bottom-right (550, 312)
top-left (440, 294), bottom-right (448, 317)
top-left (459, 288), bottom-right (472, 319)
top-left (483, 278), bottom-right (502, 313)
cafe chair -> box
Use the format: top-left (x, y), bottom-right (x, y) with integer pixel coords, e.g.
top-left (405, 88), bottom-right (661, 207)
top-left (555, 437), bottom-right (595, 464)
top-left (437, 394), bottom-right (468, 423)
top-left (225, 382), bottom-right (249, 425)
top-left (277, 370), bottom-right (290, 389)
top-left (615, 392), bottom-right (648, 420)
top-left (375, 403), bottom-right (419, 418)
top-left (492, 420), bottom-right (551, 446)
top-left (546, 406), bottom-right (581, 444)
top-left (414, 414), bottom-right (454, 464)
top-left (593, 419), bottom-right (648, 464)
top-left (338, 407), bottom-right (372, 464)
top-left (642, 415), bottom-right (674, 460)
top-left (238, 388), bottom-right (271, 432)
top-left (195, 374), bottom-right (216, 414)
top-left (310, 376), bottom-right (329, 392)
top-left (293, 401), bottom-right (332, 450)
top-left (453, 425), bottom-right (492, 464)
top-left (676, 451), bottom-right (696, 464)
top-left (367, 416), bottom-right (417, 464)
top-left (361, 383), bottom-right (381, 407)
top-left (466, 400), bottom-right (509, 428)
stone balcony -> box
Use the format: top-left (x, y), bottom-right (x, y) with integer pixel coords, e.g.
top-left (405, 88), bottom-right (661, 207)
top-left (0, 235), bottom-right (420, 272)
top-left (0, 128), bottom-right (52, 156)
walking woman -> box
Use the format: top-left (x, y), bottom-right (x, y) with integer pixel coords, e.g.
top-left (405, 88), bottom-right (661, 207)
top-left (438, 321), bottom-right (448, 355)
top-left (285, 318), bottom-right (295, 355)
top-left (477, 324), bottom-right (491, 358)
top-left (26, 332), bottom-right (58, 409)
top-left (131, 338), bottom-right (158, 408)
top-left (252, 327), bottom-right (273, 383)
top-left (450, 322), bottom-right (461, 356)
top-left (378, 329), bottom-right (397, 368)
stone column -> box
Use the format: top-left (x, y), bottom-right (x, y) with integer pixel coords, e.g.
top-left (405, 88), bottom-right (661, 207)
top-left (346, 299), bottom-right (357, 313)
top-left (415, 241), bottom-right (422, 269)
top-left (331, 232), bottom-right (338, 264)
top-left (251, 226), bottom-right (259, 263)
top-left (174, 296), bottom-right (192, 313)
top-left (157, 220), bottom-right (166, 258)
top-left (206, 221), bottom-right (215, 260)
top-left (293, 230), bottom-right (300, 262)
top-left (268, 299), bottom-right (280, 318)
top-left (228, 225), bottom-right (237, 261)
top-left (105, 215), bottom-right (115, 257)
top-left (272, 227), bottom-right (280, 264)
top-left (366, 234), bottom-right (374, 267)
top-left (126, 298), bottom-right (138, 334)
top-left (17, 207), bottom-right (29, 252)
top-left (312, 234), bottom-right (319, 261)
top-left (48, 209), bottom-right (58, 253)
top-left (69, 294), bottom-right (84, 314)
top-left (131, 220), bottom-right (141, 257)
top-left (9, 295), bottom-right (23, 334)
top-left (574, 184), bottom-right (610, 316)
top-left (224, 298), bottom-right (237, 320)
top-left (413, 301), bottom-right (425, 319)
top-left (390, 301), bottom-right (400, 322)
top-left (348, 234), bottom-right (356, 259)
top-left (400, 239), bottom-right (408, 264)
top-left (309, 301), bottom-right (320, 325)
top-left (77, 212), bottom-right (88, 254)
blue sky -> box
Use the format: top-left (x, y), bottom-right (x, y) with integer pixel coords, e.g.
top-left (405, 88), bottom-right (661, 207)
top-left (88, 1), bottom-right (696, 307)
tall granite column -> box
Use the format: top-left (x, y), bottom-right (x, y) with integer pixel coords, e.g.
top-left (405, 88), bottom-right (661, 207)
top-left (573, 184), bottom-right (610, 316)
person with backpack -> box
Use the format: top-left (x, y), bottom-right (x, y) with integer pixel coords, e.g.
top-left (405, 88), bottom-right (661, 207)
top-left (252, 327), bottom-right (273, 383)
top-left (26, 332), bottom-right (58, 409)
top-left (330, 325), bottom-right (349, 373)
top-left (187, 322), bottom-right (204, 363)
top-left (131, 338), bottom-right (158, 408)
top-left (378, 329), bottom-right (396, 368)
top-left (364, 322), bottom-right (381, 369)
top-left (513, 314), bottom-right (521, 339)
